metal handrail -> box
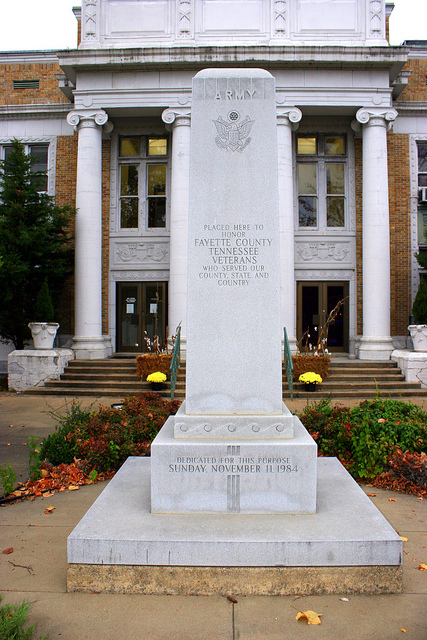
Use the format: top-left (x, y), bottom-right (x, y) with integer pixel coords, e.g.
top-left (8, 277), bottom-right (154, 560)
top-left (170, 324), bottom-right (181, 400)
top-left (283, 327), bottom-right (294, 401)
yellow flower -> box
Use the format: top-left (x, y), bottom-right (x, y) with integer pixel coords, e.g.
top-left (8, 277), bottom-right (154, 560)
top-left (299, 372), bottom-right (322, 385)
top-left (147, 371), bottom-right (167, 383)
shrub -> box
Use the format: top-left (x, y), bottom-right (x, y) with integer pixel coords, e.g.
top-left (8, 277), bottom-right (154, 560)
top-left (39, 402), bottom-right (94, 466)
top-left (39, 394), bottom-right (180, 473)
top-left (0, 594), bottom-right (46, 640)
top-left (412, 278), bottom-right (427, 324)
top-left (298, 398), bottom-right (427, 479)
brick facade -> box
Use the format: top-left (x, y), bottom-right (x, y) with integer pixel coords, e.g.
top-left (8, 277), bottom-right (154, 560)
top-left (0, 62), bottom-right (69, 105)
top-left (398, 59), bottom-right (427, 102)
top-left (388, 132), bottom-right (411, 336)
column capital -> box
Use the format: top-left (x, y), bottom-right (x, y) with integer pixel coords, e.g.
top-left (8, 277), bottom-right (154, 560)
top-left (354, 107), bottom-right (398, 131)
top-left (162, 108), bottom-right (191, 130)
top-left (67, 109), bottom-right (112, 132)
top-left (276, 106), bottom-right (302, 131)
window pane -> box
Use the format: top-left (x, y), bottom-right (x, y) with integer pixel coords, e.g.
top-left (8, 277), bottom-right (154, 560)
top-left (29, 145), bottom-right (48, 192)
top-left (327, 196), bottom-right (345, 227)
top-left (148, 197), bottom-right (166, 228)
top-left (419, 175), bottom-right (427, 187)
top-left (418, 144), bottom-right (427, 172)
top-left (120, 165), bottom-right (138, 196)
top-left (148, 164), bottom-right (166, 195)
top-left (298, 164), bottom-right (317, 195)
top-left (148, 138), bottom-right (167, 156)
top-left (120, 198), bottom-right (138, 228)
top-left (326, 163), bottom-right (345, 194)
top-left (120, 138), bottom-right (140, 157)
top-left (299, 196), bottom-right (317, 227)
top-left (325, 136), bottom-right (345, 155)
top-left (297, 137), bottom-right (317, 155)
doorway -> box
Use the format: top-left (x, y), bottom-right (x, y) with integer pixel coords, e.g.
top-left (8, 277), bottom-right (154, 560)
top-left (116, 282), bottom-right (168, 353)
top-left (297, 281), bottom-right (349, 352)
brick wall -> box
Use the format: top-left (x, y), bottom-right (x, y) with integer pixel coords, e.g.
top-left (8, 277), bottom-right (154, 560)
top-left (55, 134), bottom-right (78, 335)
top-left (102, 140), bottom-right (111, 336)
top-left (355, 137), bottom-right (363, 336)
top-left (388, 132), bottom-right (411, 336)
top-left (398, 58), bottom-right (427, 102)
top-left (0, 62), bottom-right (69, 105)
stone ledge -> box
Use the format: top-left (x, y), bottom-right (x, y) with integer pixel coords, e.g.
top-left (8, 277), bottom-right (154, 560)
top-left (67, 564), bottom-right (402, 596)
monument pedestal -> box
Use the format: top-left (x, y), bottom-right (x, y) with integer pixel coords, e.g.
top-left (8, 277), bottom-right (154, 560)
top-left (151, 415), bottom-right (317, 514)
top-left (67, 457), bottom-right (402, 595)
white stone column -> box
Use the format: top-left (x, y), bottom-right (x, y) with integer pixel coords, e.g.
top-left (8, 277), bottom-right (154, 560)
top-left (277, 107), bottom-right (302, 354)
top-left (162, 108), bottom-right (191, 359)
top-left (355, 107), bottom-right (398, 361)
top-left (67, 109), bottom-right (113, 359)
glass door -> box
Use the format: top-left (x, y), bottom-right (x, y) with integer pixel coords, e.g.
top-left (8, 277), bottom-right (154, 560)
top-left (297, 281), bottom-right (349, 352)
top-left (116, 282), bottom-right (167, 353)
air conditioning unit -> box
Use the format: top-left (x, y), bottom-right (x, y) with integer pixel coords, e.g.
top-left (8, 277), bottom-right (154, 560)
top-left (419, 187), bottom-right (427, 204)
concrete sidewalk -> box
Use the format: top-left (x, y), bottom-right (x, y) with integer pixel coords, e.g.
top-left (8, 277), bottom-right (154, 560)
top-left (0, 393), bottom-right (426, 640)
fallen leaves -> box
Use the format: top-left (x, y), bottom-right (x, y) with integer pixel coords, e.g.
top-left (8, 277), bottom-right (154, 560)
top-left (418, 563), bottom-right (427, 571)
top-left (44, 505), bottom-right (55, 514)
top-left (389, 498), bottom-right (397, 502)
top-left (2, 548), bottom-right (13, 555)
top-left (295, 610), bottom-right (322, 625)
top-left (400, 536), bottom-right (409, 542)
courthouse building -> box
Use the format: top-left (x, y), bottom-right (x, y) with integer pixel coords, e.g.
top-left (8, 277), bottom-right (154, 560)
top-left (1, 0), bottom-right (426, 362)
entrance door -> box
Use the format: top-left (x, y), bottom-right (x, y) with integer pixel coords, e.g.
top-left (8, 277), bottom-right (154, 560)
top-left (116, 282), bottom-right (167, 353)
top-left (297, 281), bottom-right (349, 352)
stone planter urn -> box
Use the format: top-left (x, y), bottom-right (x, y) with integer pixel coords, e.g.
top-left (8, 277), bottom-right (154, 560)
top-left (28, 322), bottom-right (60, 350)
top-left (408, 325), bottom-right (427, 352)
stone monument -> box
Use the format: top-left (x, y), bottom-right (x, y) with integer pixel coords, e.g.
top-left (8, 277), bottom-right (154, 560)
top-left (67, 69), bottom-right (402, 596)
top-left (151, 69), bottom-right (317, 515)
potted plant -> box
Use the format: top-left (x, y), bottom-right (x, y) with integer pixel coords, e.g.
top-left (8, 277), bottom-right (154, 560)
top-left (147, 371), bottom-right (167, 391)
top-left (409, 262), bottom-right (427, 350)
top-left (28, 279), bottom-right (59, 350)
top-left (299, 371), bottom-right (323, 392)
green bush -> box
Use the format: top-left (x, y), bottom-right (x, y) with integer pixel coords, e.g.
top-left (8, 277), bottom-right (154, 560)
top-left (412, 278), bottom-right (427, 324)
top-left (298, 398), bottom-right (427, 479)
top-left (39, 401), bottom-right (94, 466)
top-left (39, 394), bottom-right (180, 473)
top-left (0, 594), bottom-right (46, 640)
top-left (33, 279), bottom-right (55, 322)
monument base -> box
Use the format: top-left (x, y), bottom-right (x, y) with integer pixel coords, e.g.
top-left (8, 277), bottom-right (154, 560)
top-left (67, 457), bottom-right (402, 595)
top-left (151, 416), bottom-right (317, 514)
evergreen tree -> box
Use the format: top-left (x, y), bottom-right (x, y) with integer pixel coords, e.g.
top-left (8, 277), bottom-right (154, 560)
top-left (0, 139), bottom-right (74, 349)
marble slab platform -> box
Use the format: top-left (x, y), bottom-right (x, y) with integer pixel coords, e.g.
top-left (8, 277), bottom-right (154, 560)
top-left (68, 457), bottom-right (402, 573)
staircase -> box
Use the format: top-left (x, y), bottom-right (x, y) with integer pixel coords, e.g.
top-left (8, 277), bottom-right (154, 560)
top-left (287, 359), bottom-right (427, 398)
top-left (25, 356), bottom-right (427, 399)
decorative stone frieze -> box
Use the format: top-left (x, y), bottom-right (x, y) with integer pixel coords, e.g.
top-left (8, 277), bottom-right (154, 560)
top-left (176, 0), bottom-right (193, 39)
top-left (114, 242), bottom-right (169, 265)
top-left (272, 0), bottom-right (289, 38)
top-left (296, 242), bottom-right (350, 263)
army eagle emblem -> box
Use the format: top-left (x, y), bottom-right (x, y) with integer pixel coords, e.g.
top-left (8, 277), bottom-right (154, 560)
top-left (213, 111), bottom-right (254, 152)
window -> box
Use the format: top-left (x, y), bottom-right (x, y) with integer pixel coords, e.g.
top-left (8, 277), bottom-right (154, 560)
top-left (2, 143), bottom-right (48, 192)
top-left (417, 143), bottom-right (427, 245)
top-left (297, 135), bottom-right (347, 230)
top-left (118, 136), bottom-right (169, 230)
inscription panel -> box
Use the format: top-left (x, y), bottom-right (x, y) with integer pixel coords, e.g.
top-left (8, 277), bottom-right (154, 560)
top-left (151, 417), bottom-right (317, 514)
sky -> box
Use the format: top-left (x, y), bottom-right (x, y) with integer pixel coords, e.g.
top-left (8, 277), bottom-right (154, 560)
top-left (0, 0), bottom-right (425, 51)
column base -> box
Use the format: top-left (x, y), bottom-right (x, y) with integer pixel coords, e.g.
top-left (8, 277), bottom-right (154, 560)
top-left (358, 336), bottom-right (394, 361)
top-left (72, 336), bottom-right (113, 360)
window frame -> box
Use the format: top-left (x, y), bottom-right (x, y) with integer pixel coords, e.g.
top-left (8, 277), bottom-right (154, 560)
top-left (296, 134), bottom-right (348, 232)
top-left (0, 139), bottom-right (53, 195)
top-left (117, 135), bottom-right (170, 233)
